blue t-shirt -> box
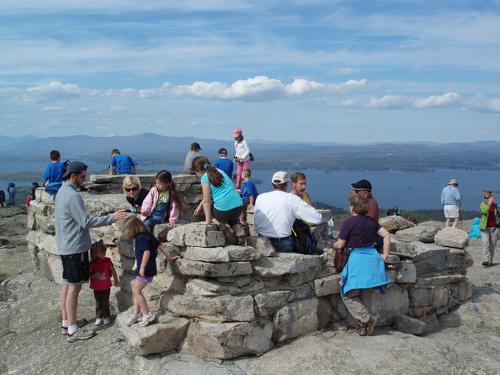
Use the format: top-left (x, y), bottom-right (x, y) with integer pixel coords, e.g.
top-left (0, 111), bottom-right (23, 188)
top-left (134, 233), bottom-right (160, 277)
top-left (214, 158), bottom-right (234, 180)
top-left (111, 154), bottom-right (137, 174)
top-left (241, 179), bottom-right (258, 202)
top-left (201, 169), bottom-right (243, 211)
top-left (43, 162), bottom-right (65, 184)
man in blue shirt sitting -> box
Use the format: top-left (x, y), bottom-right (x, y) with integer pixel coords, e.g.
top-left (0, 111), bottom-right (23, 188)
top-left (44, 150), bottom-right (65, 186)
top-left (109, 149), bottom-right (137, 175)
top-left (214, 148), bottom-right (234, 180)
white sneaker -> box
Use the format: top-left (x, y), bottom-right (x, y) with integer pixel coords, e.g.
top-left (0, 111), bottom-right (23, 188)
top-left (103, 317), bottom-right (111, 326)
top-left (138, 313), bottom-right (156, 327)
top-left (95, 318), bottom-right (103, 326)
top-left (125, 314), bottom-right (141, 326)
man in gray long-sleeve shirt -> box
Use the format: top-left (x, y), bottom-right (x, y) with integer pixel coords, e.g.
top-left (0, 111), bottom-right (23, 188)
top-left (55, 161), bottom-right (127, 342)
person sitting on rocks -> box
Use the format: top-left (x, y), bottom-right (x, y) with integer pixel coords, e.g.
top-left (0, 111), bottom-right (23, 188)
top-left (43, 150), bottom-right (65, 187)
top-left (441, 178), bottom-right (461, 228)
top-left (333, 192), bottom-right (391, 336)
top-left (290, 172), bottom-right (312, 205)
top-left (479, 191), bottom-right (499, 268)
top-left (109, 149), bottom-right (137, 175)
top-left (240, 168), bottom-right (258, 224)
top-left (140, 170), bottom-right (182, 231)
top-left (351, 179), bottom-right (379, 220)
top-left (123, 175), bottom-right (149, 214)
top-left (192, 156), bottom-right (245, 238)
top-left (184, 142), bottom-right (202, 173)
top-left (254, 171), bottom-right (322, 252)
top-left (215, 147), bottom-right (234, 180)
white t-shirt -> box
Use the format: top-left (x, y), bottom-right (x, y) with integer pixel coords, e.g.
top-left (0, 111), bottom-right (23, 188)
top-left (254, 190), bottom-right (323, 238)
top-left (234, 140), bottom-right (250, 161)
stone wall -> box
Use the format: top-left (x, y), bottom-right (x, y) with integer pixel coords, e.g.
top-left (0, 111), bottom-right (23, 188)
top-left (26, 176), bottom-right (473, 360)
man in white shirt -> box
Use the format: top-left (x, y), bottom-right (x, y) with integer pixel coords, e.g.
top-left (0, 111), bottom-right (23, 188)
top-left (254, 171), bottom-right (323, 252)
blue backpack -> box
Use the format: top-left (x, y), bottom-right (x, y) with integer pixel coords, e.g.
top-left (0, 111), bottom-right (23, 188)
top-left (468, 217), bottom-right (481, 238)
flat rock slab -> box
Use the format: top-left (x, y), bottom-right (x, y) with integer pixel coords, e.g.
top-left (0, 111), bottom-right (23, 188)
top-left (391, 241), bottom-right (452, 275)
top-left (187, 319), bottom-right (273, 360)
top-left (273, 298), bottom-right (319, 342)
top-left (379, 216), bottom-right (416, 233)
top-left (167, 223), bottom-right (225, 247)
top-left (395, 225), bottom-right (438, 243)
top-left (434, 227), bottom-right (468, 249)
top-left (245, 236), bottom-right (276, 257)
top-left (254, 290), bottom-right (295, 316)
top-left (184, 245), bottom-right (262, 263)
top-left (163, 294), bottom-right (256, 322)
top-left (117, 310), bottom-right (189, 356)
top-left (393, 315), bottom-right (428, 336)
top-left (185, 279), bottom-right (242, 296)
top-left (314, 275), bottom-right (341, 297)
top-left (253, 253), bottom-right (323, 277)
top-left (154, 223), bottom-right (173, 242)
top-left (176, 259), bottom-right (253, 277)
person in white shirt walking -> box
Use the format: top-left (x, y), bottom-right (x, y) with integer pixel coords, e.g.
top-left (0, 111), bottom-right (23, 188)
top-left (254, 171), bottom-right (323, 252)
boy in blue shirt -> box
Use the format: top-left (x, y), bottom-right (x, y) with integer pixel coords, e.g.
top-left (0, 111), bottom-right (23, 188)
top-left (240, 168), bottom-right (258, 223)
top-left (109, 149), bottom-right (137, 175)
top-left (214, 148), bottom-right (233, 181)
top-left (43, 150), bottom-right (65, 186)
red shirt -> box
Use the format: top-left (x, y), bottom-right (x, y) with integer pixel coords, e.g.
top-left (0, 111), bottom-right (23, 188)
top-left (89, 257), bottom-right (113, 291)
top-left (487, 204), bottom-right (497, 228)
top-left (367, 194), bottom-right (379, 221)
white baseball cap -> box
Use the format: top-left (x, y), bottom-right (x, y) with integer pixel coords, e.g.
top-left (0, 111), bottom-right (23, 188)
top-left (272, 171), bottom-right (289, 184)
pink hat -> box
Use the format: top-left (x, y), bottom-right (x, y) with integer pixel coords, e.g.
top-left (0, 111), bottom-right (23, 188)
top-left (232, 128), bottom-right (243, 138)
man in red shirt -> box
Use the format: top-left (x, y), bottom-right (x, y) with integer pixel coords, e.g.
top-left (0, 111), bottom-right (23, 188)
top-left (351, 179), bottom-right (379, 220)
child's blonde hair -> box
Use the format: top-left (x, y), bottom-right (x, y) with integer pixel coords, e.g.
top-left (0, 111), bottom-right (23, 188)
top-left (123, 216), bottom-right (150, 238)
top-left (90, 240), bottom-right (107, 260)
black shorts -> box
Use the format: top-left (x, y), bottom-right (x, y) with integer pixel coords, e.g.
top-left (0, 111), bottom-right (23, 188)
top-left (213, 205), bottom-right (243, 226)
top-left (61, 252), bottom-right (90, 285)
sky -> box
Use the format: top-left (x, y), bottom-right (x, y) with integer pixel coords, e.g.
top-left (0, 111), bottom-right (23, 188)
top-left (0, 0), bottom-right (499, 143)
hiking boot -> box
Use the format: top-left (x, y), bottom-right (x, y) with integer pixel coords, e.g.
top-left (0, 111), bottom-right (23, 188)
top-left (482, 262), bottom-right (490, 268)
top-left (125, 314), bottom-right (141, 326)
top-left (366, 316), bottom-right (377, 336)
top-left (67, 328), bottom-right (96, 343)
top-left (95, 318), bottom-right (103, 327)
top-left (357, 322), bottom-right (367, 336)
top-left (138, 313), bottom-right (156, 327)
top-left (59, 318), bottom-right (88, 335)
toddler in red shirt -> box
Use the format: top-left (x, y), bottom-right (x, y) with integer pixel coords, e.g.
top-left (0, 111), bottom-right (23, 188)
top-left (89, 240), bottom-right (120, 326)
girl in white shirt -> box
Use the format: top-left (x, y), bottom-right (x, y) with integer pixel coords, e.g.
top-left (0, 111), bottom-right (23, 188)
top-left (233, 128), bottom-right (251, 189)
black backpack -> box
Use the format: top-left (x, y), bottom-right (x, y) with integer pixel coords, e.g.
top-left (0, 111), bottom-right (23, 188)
top-left (292, 219), bottom-right (317, 255)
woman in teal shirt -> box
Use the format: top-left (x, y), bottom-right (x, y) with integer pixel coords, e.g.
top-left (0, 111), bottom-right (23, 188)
top-left (192, 156), bottom-right (244, 238)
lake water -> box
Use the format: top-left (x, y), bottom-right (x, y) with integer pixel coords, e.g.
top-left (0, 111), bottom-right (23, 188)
top-left (1, 160), bottom-right (498, 211)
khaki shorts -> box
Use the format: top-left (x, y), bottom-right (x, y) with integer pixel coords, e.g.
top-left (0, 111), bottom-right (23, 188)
top-left (443, 205), bottom-right (460, 219)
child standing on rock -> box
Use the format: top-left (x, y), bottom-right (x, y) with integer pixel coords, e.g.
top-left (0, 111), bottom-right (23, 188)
top-left (89, 240), bottom-right (120, 327)
top-left (123, 216), bottom-right (180, 327)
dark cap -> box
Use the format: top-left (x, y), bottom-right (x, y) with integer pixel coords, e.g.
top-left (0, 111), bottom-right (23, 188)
top-left (63, 161), bottom-right (88, 179)
top-left (218, 147), bottom-right (227, 154)
top-left (191, 142), bottom-right (202, 150)
top-left (351, 179), bottom-right (372, 191)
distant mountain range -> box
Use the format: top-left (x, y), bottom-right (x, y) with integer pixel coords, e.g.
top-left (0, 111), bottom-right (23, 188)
top-left (1, 133), bottom-right (499, 171)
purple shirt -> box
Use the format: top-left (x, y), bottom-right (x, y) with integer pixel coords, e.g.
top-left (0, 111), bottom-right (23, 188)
top-left (339, 215), bottom-right (381, 249)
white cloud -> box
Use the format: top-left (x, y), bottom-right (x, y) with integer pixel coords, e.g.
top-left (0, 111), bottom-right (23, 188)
top-left (369, 95), bottom-right (411, 109)
top-left (487, 99), bottom-right (500, 112)
top-left (109, 106), bottom-right (128, 112)
top-left (414, 92), bottom-right (461, 108)
top-left (41, 105), bottom-right (64, 112)
top-left (331, 67), bottom-right (361, 76)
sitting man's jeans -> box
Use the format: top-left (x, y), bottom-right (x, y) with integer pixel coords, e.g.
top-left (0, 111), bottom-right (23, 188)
top-left (269, 236), bottom-right (295, 252)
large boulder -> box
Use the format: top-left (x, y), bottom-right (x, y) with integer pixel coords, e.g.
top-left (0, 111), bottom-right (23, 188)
top-left (273, 298), bottom-right (320, 342)
top-left (254, 291), bottom-right (295, 316)
top-left (167, 223), bottom-right (225, 247)
top-left (245, 236), bottom-right (276, 257)
top-left (175, 259), bottom-right (253, 278)
top-left (117, 310), bottom-right (190, 355)
top-left (314, 275), bottom-right (341, 297)
top-left (162, 294), bottom-right (256, 322)
top-left (434, 227), bottom-right (468, 249)
top-left (391, 240), bottom-right (451, 275)
top-left (379, 216), bottom-right (416, 233)
top-left (395, 225), bottom-right (438, 243)
top-left (253, 253), bottom-right (323, 277)
top-left (187, 319), bottom-right (273, 360)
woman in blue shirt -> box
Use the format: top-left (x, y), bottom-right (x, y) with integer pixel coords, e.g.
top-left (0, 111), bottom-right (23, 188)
top-left (192, 156), bottom-right (244, 238)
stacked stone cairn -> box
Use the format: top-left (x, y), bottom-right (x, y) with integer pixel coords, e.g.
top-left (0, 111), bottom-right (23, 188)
top-left (26, 174), bottom-right (473, 360)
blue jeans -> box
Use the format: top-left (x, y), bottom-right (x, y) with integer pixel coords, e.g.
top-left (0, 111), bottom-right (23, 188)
top-left (269, 236), bottom-right (295, 252)
top-left (8, 192), bottom-right (15, 205)
top-left (143, 215), bottom-right (163, 232)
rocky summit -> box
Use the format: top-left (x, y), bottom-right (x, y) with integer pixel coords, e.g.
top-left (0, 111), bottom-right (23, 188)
top-left (0, 174), bottom-right (499, 374)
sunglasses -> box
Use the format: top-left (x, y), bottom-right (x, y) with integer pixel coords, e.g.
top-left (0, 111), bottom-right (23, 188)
top-left (125, 187), bottom-right (138, 192)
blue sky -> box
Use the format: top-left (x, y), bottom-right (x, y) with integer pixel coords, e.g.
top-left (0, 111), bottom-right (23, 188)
top-left (0, 0), bottom-right (499, 143)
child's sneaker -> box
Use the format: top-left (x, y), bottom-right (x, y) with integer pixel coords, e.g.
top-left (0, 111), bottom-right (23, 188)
top-left (95, 318), bottom-right (103, 326)
top-left (125, 314), bottom-right (141, 326)
top-left (138, 313), bottom-right (156, 327)
top-left (67, 328), bottom-right (96, 343)
top-left (103, 317), bottom-right (111, 326)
